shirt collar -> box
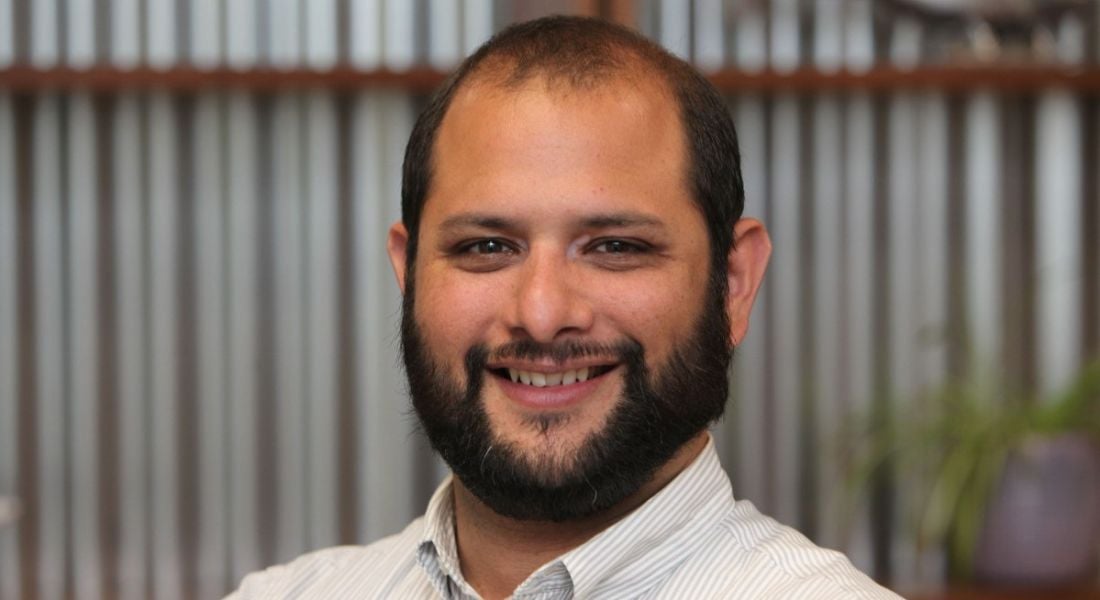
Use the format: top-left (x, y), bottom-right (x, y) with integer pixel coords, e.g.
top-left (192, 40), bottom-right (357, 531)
top-left (416, 435), bottom-right (732, 599)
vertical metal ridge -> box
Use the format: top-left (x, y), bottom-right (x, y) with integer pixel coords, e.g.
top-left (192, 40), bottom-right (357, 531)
top-left (306, 89), bottom-right (340, 550)
top-left (335, 92), bottom-right (360, 546)
top-left (193, 90), bottom-right (229, 600)
top-left (1035, 88), bottom-right (1084, 394)
top-left (32, 92), bottom-right (66, 600)
top-left (271, 90), bottom-right (306, 563)
top-left (842, 90), bottom-right (876, 574)
top-left (112, 91), bottom-right (147, 600)
top-left (14, 93), bottom-right (38, 600)
top-left (30, 0), bottom-right (59, 67)
top-left (0, 0), bottom-right (14, 65)
top-left (731, 93), bottom-right (768, 513)
top-left (0, 91), bottom-right (21, 600)
top-left (93, 93), bottom-right (120, 600)
top-left (252, 94), bottom-right (278, 570)
top-left (66, 90), bottom-right (102, 600)
top-left (148, 90), bottom-right (182, 600)
top-left (964, 92), bottom-right (1002, 371)
top-left (226, 90), bottom-right (260, 582)
top-left (174, 93), bottom-right (199, 600)
top-left (810, 91), bottom-right (844, 550)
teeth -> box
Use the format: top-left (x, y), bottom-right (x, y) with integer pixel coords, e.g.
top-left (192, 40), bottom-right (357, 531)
top-left (506, 367), bottom-right (598, 387)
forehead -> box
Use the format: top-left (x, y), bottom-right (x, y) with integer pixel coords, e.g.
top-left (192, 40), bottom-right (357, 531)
top-left (424, 74), bottom-right (695, 225)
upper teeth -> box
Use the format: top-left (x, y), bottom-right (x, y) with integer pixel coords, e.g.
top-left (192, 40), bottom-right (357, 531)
top-left (508, 368), bottom-right (593, 387)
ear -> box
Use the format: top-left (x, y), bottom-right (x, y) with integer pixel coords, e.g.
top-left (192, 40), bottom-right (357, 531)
top-left (386, 221), bottom-right (411, 295)
top-left (725, 218), bottom-right (771, 347)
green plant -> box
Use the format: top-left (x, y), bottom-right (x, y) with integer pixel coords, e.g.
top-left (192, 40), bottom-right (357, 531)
top-left (846, 357), bottom-right (1100, 579)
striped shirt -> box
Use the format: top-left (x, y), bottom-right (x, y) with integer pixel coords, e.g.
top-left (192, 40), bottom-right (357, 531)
top-left (228, 438), bottom-right (901, 599)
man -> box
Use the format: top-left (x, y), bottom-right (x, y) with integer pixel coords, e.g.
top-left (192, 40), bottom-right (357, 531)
top-left (230, 16), bottom-right (899, 599)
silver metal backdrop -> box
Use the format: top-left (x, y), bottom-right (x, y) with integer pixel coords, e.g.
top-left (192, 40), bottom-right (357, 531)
top-left (0, 0), bottom-right (1098, 598)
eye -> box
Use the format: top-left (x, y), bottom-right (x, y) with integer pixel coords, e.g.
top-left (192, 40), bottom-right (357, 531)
top-left (463, 238), bottom-right (514, 255)
top-left (591, 239), bottom-right (649, 254)
top-left (449, 237), bottom-right (521, 272)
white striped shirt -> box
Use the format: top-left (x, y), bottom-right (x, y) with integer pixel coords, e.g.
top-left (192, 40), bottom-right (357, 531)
top-left (228, 439), bottom-right (901, 599)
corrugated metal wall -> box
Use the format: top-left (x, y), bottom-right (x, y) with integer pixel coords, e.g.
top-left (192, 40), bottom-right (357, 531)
top-left (0, 0), bottom-right (1098, 598)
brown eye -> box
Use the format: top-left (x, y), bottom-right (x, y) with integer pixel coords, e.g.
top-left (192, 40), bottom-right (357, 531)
top-left (468, 239), bottom-right (512, 255)
top-left (591, 239), bottom-right (649, 254)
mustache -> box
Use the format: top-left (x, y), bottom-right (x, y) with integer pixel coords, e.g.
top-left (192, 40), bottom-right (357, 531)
top-left (484, 338), bottom-right (640, 365)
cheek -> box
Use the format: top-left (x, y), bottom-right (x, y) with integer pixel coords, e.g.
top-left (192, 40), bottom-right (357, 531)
top-left (413, 270), bottom-right (502, 372)
top-left (587, 266), bottom-right (709, 355)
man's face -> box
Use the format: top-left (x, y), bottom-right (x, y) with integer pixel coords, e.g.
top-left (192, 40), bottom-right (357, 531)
top-left (392, 75), bottom-right (732, 520)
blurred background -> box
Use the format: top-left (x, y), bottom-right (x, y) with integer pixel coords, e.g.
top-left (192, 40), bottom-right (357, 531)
top-left (1, 0), bottom-right (1099, 598)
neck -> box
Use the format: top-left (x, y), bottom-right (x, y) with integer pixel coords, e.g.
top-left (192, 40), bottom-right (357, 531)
top-left (451, 432), bottom-right (709, 600)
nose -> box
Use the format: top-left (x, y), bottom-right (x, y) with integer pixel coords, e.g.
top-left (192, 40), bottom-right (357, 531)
top-left (506, 248), bottom-right (594, 342)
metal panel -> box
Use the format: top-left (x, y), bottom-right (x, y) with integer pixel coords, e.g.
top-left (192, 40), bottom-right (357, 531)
top-left (811, 93), bottom-right (844, 549)
top-left (770, 0), bottom-right (800, 72)
top-left (190, 0), bottom-right (222, 67)
top-left (226, 0), bottom-right (260, 68)
top-left (146, 0), bottom-right (178, 68)
top-left (114, 92), bottom-right (148, 600)
top-left (148, 91), bottom-right (182, 600)
top-left (0, 0), bottom-right (12, 66)
top-left (305, 0), bottom-right (338, 68)
top-left (843, 91), bottom-right (876, 573)
top-left (356, 92), bottom-right (420, 543)
top-left (429, 0), bottom-right (462, 69)
top-left (268, 0), bottom-right (303, 67)
top-left (813, 0), bottom-right (843, 72)
top-left (350, 0), bottom-right (383, 69)
top-left (464, 0), bottom-right (494, 56)
top-left (193, 91), bottom-right (230, 600)
top-left (659, 0), bottom-right (690, 60)
top-left (965, 92), bottom-right (1001, 368)
top-left (66, 0), bottom-right (96, 67)
top-left (733, 1), bottom-right (766, 72)
top-left (384, 0), bottom-right (416, 70)
top-left (692, 0), bottom-right (723, 71)
top-left (1035, 90), bottom-right (1083, 394)
top-left (67, 92), bottom-right (102, 600)
top-left (272, 92), bottom-right (307, 562)
top-left (33, 93), bottom-right (66, 600)
top-left (844, 0), bottom-right (875, 73)
top-left (769, 93), bottom-right (801, 527)
top-left (305, 91), bottom-right (340, 549)
top-left (0, 92), bottom-right (19, 600)
top-left (111, 0), bottom-right (141, 67)
top-left (226, 90), bottom-right (261, 582)
top-left (732, 95), bottom-right (768, 511)
top-left (31, 0), bottom-right (59, 67)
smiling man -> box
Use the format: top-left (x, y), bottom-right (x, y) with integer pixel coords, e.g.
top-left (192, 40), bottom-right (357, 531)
top-left (230, 16), bottom-right (899, 600)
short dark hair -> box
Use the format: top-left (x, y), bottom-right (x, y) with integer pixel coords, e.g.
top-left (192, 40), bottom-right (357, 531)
top-left (401, 15), bottom-right (743, 291)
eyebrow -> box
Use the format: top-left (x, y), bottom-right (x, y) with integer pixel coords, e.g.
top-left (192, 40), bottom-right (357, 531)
top-left (438, 211), bottom-right (664, 232)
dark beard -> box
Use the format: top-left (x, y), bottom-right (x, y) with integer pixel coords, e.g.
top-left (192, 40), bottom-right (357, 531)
top-left (400, 274), bottom-right (732, 522)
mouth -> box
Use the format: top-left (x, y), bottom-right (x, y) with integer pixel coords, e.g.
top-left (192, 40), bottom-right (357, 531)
top-left (488, 364), bottom-right (617, 388)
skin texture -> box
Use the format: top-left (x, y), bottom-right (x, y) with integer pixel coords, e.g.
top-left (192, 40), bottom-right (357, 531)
top-left (387, 74), bottom-right (771, 599)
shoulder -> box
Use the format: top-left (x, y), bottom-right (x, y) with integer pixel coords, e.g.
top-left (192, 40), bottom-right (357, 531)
top-left (224, 519), bottom-right (425, 600)
top-left (660, 500), bottom-right (902, 599)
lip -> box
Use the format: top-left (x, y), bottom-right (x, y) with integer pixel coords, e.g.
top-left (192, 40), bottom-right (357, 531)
top-left (489, 364), bottom-right (620, 410)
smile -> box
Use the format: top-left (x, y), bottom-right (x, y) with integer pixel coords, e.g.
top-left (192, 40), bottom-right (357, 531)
top-left (490, 365), bottom-right (617, 388)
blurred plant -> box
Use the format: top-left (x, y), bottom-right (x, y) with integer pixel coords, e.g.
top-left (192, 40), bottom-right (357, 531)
top-left (845, 356), bottom-right (1100, 579)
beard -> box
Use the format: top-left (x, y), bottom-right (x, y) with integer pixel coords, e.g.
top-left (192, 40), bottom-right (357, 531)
top-left (400, 271), bottom-right (733, 522)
